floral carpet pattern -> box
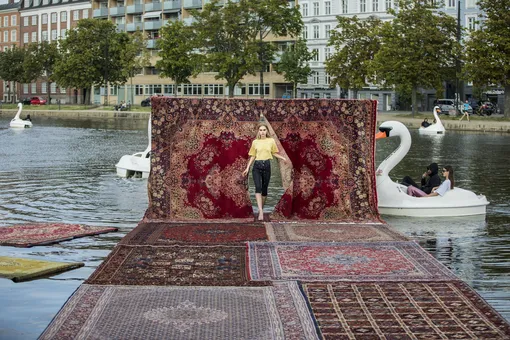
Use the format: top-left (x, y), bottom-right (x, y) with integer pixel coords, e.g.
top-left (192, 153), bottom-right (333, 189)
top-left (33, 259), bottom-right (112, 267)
top-left (248, 242), bottom-right (457, 281)
top-left (86, 245), bottom-right (266, 286)
top-left (120, 222), bottom-right (268, 245)
top-left (40, 282), bottom-right (319, 340)
top-left (266, 222), bottom-right (409, 242)
top-left (301, 281), bottom-right (510, 339)
top-left (0, 223), bottom-right (118, 247)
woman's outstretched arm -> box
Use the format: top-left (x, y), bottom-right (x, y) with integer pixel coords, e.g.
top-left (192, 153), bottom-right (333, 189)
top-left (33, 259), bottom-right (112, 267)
top-left (243, 156), bottom-right (256, 177)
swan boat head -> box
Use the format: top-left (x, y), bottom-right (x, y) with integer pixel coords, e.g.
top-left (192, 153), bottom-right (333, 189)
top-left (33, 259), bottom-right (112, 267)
top-left (375, 121), bottom-right (411, 178)
top-left (418, 106), bottom-right (445, 134)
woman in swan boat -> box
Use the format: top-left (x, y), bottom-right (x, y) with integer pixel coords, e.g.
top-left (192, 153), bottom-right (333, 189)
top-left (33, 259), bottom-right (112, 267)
top-left (408, 166), bottom-right (454, 198)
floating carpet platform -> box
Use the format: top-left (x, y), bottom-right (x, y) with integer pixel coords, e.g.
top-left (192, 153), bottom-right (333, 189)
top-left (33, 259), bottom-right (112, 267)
top-left (266, 222), bottom-right (408, 242)
top-left (87, 245), bottom-right (268, 286)
top-left (0, 223), bottom-right (118, 247)
top-left (40, 282), bottom-right (319, 340)
top-left (248, 242), bottom-right (457, 281)
top-left (0, 256), bottom-right (83, 282)
top-left (120, 222), bottom-right (268, 246)
top-left (301, 281), bottom-right (510, 339)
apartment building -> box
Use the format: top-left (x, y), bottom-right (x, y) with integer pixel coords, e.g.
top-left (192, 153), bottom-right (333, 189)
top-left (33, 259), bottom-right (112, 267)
top-left (0, 1), bottom-right (21, 102)
top-left (19, 0), bottom-right (90, 104)
top-left (91, 0), bottom-right (295, 104)
top-left (298, 0), bottom-right (482, 111)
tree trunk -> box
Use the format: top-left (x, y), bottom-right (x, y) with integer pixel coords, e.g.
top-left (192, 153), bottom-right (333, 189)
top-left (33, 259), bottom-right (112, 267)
top-left (48, 79), bottom-right (52, 105)
top-left (505, 84), bottom-right (510, 118)
top-left (293, 82), bottom-right (297, 98)
top-left (85, 88), bottom-right (91, 105)
top-left (175, 81), bottom-right (178, 97)
top-left (352, 89), bottom-right (358, 99)
top-left (411, 86), bottom-right (417, 117)
top-left (228, 83), bottom-right (234, 98)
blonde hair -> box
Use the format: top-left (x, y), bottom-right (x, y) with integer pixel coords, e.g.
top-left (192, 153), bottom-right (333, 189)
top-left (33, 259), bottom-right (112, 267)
top-left (257, 124), bottom-right (271, 139)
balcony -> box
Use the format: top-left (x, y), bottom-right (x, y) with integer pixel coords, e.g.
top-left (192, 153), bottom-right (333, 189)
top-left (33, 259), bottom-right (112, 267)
top-left (144, 20), bottom-right (162, 30)
top-left (163, 0), bottom-right (181, 11)
top-left (110, 6), bottom-right (125, 16)
top-left (183, 0), bottom-right (202, 9)
top-left (116, 23), bottom-right (126, 32)
top-left (145, 2), bottom-right (162, 11)
top-left (204, 0), bottom-right (225, 5)
top-left (93, 8), bottom-right (108, 17)
top-left (126, 4), bottom-right (143, 14)
top-left (126, 22), bottom-right (143, 31)
top-left (147, 39), bottom-right (159, 49)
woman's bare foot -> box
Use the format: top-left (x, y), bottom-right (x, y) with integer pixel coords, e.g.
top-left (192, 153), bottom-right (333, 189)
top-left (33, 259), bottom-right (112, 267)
top-left (258, 213), bottom-right (264, 221)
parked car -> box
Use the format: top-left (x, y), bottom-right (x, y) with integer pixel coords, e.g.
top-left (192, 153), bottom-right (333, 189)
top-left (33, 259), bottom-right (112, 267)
top-left (20, 98), bottom-right (31, 105)
top-left (141, 97), bottom-right (151, 107)
top-left (30, 96), bottom-right (47, 105)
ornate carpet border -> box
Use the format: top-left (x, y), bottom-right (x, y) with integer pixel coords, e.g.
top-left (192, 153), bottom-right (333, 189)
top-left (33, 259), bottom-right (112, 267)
top-left (40, 282), bottom-right (320, 340)
top-left (247, 241), bottom-right (458, 282)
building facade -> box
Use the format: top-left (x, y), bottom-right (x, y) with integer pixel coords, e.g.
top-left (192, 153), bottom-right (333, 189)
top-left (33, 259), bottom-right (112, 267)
top-left (0, 1), bottom-right (21, 103)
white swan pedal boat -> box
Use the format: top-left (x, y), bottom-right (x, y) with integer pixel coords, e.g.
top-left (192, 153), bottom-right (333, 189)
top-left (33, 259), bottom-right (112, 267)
top-left (10, 103), bottom-right (32, 128)
top-left (418, 106), bottom-right (445, 135)
top-left (375, 121), bottom-right (489, 217)
top-left (115, 117), bottom-right (151, 178)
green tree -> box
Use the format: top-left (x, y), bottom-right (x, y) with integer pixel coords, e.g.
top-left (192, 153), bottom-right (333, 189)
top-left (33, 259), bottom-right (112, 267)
top-left (53, 19), bottom-right (134, 105)
top-left (246, 0), bottom-right (302, 98)
top-left (156, 21), bottom-right (201, 97)
top-left (0, 46), bottom-right (27, 103)
top-left (123, 30), bottom-right (150, 104)
top-left (192, 0), bottom-right (261, 97)
top-left (372, 0), bottom-right (459, 116)
top-left (326, 16), bottom-right (382, 99)
top-left (464, 0), bottom-right (510, 117)
top-left (24, 41), bottom-right (60, 104)
top-left (275, 39), bottom-right (315, 98)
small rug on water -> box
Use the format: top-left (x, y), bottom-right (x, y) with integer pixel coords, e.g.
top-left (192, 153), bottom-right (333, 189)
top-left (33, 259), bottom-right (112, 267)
top-left (301, 281), bottom-right (510, 339)
top-left (0, 256), bottom-right (84, 282)
top-left (86, 245), bottom-right (267, 286)
top-left (120, 222), bottom-right (268, 246)
top-left (266, 222), bottom-right (408, 242)
top-left (40, 282), bottom-right (319, 340)
top-left (248, 242), bottom-right (457, 281)
top-left (0, 223), bottom-right (118, 247)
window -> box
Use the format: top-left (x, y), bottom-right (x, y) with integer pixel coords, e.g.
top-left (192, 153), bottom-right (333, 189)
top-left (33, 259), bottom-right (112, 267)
top-left (3, 31), bottom-right (8, 42)
top-left (385, 0), bottom-right (391, 10)
top-left (135, 85), bottom-right (144, 95)
top-left (61, 11), bottom-right (67, 22)
top-left (466, 0), bottom-right (476, 8)
top-left (3, 46), bottom-right (8, 51)
top-left (42, 0), bottom-right (48, 5)
top-left (32, 15), bottom-right (37, 25)
top-left (60, 29), bottom-right (66, 38)
top-left (82, 9), bottom-right (88, 19)
top-left (4, 16), bottom-right (8, 27)
top-left (11, 15), bottom-right (16, 26)
top-left (324, 47), bottom-right (331, 60)
top-left (73, 10), bottom-right (79, 20)
top-left (360, 0), bottom-right (366, 12)
top-left (373, 0), bottom-right (379, 11)
top-left (153, 85), bottom-right (162, 95)
top-left (183, 84), bottom-right (202, 95)
top-left (51, 83), bottom-right (57, 93)
top-left (248, 84), bottom-right (270, 96)
top-left (302, 26), bottom-right (308, 39)
top-left (42, 14), bottom-right (48, 24)
top-left (31, 83), bottom-right (36, 93)
top-left (51, 29), bottom-right (57, 40)
top-left (447, 0), bottom-right (455, 7)
top-left (204, 84), bottom-right (224, 95)
top-left (42, 82), bottom-right (47, 93)
top-left (42, 31), bottom-right (48, 41)
top-left (23, 17), bottom-right (29, 26)
top-left (109, 86), bottom-right (118, 96)
top-left (325, 24), bottom-right (330, 39)
top-left (23, 84), bottom-right (29, 94)
top-left (467, 16), bottom-right (477, 30)
top-left (312, 48), bottom-right (319, 61)
top-left (163, 84), bottom-right (174, 95)
top-left (23, 32), bottom-right (29, 43)
top-left (312, 71), bottom-right (319, 85)
top-left (313, 25), bottom-right (319, 39)
top-left (51, 12), bottom-right (57, 23)
top-left (313, 2), bottom-right (319, 15)
top-left (325, 73), bottom-right (331, 85)
top-left (301, 3), bottom-right (308, 17)
top-left (60, 86), bottom-right (66, 93)
top-left (31, 31), bottom-right (37, 42)
top-left (11, 30), bottom-right (16, 42)
top-left (342, 0), bottom-right (348, 13)
top-left (325, 1), bottom-right (331, 14)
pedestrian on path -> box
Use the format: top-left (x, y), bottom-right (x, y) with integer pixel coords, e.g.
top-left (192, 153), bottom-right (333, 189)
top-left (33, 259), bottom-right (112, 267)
top-left (459, 100), bottom-right (470, 122)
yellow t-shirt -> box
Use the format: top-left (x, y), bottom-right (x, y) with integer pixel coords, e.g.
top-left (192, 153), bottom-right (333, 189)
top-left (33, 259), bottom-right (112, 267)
top-left (248, 138), bottom-right (278, 160)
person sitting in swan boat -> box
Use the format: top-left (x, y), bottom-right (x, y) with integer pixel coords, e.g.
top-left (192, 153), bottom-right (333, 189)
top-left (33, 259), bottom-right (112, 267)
top-left (408, 166), bottom-right (454, 197)
top-left (401, 162), bottom-right (441, 195)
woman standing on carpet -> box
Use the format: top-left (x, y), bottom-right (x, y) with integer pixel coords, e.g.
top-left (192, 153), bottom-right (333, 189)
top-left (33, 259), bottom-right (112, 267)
top-left (243, 124), bottom-right (287, 221)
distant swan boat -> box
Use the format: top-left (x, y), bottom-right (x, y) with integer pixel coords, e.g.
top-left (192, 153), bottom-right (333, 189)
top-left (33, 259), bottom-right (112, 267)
top-left (115, 117), bottom-right (151, 178)
top-left (10, 103), bottom-right (33, 128)
top-left (418, 106), bottom-right (445, 135)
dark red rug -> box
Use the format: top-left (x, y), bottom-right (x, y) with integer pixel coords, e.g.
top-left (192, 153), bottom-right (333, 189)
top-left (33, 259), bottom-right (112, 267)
top-left (301, 281), bottom-right (510, 339)
top-left (0, 223), bottom-right (118, 247)
top-left (86, 245), bottom-right (268, 286)
top-left (120, 222), bottom-right (268, 246)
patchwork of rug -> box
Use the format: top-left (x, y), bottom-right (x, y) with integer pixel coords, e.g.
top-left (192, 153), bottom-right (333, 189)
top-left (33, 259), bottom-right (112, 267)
top-left (120, 222), bottom-right (268, 246)
top-left (0, 256), bottom-right (83, 282)
top-left (266, 222), bottom-right (408, 242)
top-left (40, 282), bottom-right (319, 340)
top-left (301, 281), bottom-right (510, 339)
top-left (248, 242), bottom-right (457, 281)
top-left (0, 223), bottom-right (118, 247)
top-left (86, 245), bottom-right (267, 286)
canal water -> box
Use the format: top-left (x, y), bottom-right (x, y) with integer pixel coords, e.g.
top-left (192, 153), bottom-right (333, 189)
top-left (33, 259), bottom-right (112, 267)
top-left (0, 115), bottom-right (509, 339)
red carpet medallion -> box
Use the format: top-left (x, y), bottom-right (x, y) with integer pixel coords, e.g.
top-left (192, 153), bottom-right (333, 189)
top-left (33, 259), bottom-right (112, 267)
top-left (301, 281), bottom-right (510, 339)
top-left (0, 223), bottom-right (118, 247)
top-left (248, 242), bottom-right (458, 281)
top-left (39, 282), bottom-right (319, 340)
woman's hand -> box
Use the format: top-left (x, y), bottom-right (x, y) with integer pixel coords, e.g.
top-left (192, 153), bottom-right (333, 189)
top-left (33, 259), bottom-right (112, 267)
top-left (242, 168), bottom-right (249, 177)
